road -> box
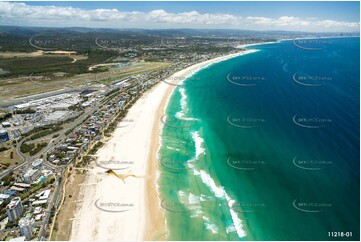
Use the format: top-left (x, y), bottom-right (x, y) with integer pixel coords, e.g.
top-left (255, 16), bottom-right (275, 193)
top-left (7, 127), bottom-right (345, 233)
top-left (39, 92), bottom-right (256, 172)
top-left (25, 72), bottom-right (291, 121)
top-left (37, 171), bottom-right (65, 240)
top-left (0, 139), bottom-right (29, 180)
top-left (0, 67), bottom-right (174, 240)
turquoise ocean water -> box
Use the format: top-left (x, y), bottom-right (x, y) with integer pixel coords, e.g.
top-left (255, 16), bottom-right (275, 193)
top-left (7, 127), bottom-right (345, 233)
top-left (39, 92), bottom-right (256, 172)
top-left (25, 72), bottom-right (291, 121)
top-left (158, 37), bottom-right (360, 241)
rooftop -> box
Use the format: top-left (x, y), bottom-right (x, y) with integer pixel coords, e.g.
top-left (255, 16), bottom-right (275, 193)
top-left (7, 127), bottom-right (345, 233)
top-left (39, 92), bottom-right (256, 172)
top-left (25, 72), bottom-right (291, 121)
top-left (6, 197), bottom-right (21, 209)
top-left (18, 217), bottom-right (31, 227)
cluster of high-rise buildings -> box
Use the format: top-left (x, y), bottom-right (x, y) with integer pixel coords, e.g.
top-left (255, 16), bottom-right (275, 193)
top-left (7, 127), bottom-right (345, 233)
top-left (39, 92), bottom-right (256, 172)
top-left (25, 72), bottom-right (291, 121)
top-left (6, 197), bottom-right (33, 239)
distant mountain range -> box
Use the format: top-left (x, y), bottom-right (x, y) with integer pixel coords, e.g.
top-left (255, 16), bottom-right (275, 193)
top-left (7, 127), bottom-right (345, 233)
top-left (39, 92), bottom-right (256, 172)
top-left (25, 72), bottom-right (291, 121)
top-left (0, 25), bottom-right (359, 38)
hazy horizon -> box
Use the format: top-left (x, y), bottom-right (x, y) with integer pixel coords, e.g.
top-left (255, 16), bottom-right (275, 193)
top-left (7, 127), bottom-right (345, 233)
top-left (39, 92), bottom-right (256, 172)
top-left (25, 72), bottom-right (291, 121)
top-left (0, 1), bottom-right (359, 32)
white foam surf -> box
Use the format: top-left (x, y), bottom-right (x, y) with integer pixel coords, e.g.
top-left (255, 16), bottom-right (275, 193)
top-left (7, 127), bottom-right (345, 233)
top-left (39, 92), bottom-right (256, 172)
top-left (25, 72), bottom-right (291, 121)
top-left (176, 87), bottom-right (198, 121)
top-left (196, 169), bottom-right (247, 238)
top-left (203, 215), bottom-right (220, 234)
top-left (191, 131), bottom-right (206, 160)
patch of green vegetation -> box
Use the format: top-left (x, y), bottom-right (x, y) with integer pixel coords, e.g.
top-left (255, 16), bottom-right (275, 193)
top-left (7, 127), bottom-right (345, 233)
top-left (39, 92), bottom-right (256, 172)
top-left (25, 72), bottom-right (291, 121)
top-left (20, 142), bottom-right (35, 153)
top-left (14, 108), bottom-right (36, 114)
top-left (25, 124), bottom-right (63, 140)
top-left (29, 126), bottom-right (62, 140)
top-left (0, 49), bottom-right (117, 79)
top-left (19, 176), bottom-right (55, 200)
top-left (106, 87), bottom-right (121, 97)
top-left (0, 162), bottom-right (10, 169)
top-left (29, 142), bottom-right (47, 156)
top-left (88, 141), bottom-right (104, 155)
top-left (0, 32), bottom-right (33, 52)
top-left (20, 141), bottom-right (47, 155)
top-left (0, 146), bottom-right (10, 152)
top-left (1, 171), bottom-right (15, 186)
top-left (76, 155), bottom-right (92, 168)
top-left (65, 128), bottom-right (74, 136)
top-left (0, 110), bottom-right (12, 122)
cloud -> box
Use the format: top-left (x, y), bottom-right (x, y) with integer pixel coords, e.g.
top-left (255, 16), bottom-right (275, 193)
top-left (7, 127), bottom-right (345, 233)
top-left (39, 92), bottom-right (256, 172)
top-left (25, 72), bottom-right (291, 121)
top-left (0, 2), bottom-right (359, 32)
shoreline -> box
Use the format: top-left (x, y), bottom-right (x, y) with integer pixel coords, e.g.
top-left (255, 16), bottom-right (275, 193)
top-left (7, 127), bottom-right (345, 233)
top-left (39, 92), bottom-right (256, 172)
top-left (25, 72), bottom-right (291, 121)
top-left (68, 49), bottom-right (258, 241)
top-left (151, 49), bottom-right (258, 240)
top-left (237, 35), bottom-right (359, 49)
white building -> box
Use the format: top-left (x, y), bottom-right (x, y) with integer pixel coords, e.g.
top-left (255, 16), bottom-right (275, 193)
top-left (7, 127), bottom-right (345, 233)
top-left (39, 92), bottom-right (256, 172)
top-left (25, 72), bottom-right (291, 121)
top-left (0, 193), bottom-right (10, 201)
top-left (37, 189), bottom-right (51, 200)
top-left (35, 214), bottom-right (43, 221)
top-left (32, 200), bottom-right (47, 206)
top-left (33, 207), bottom-right (42, 214)
top-left (18, 217), bottom-right (32, 239)
top-left (23, 167), bottom-right (40, 184)
top-left (31, 159), bottom-right (42, 169)
top-left (6, 197), bottom-right (23, 222)
top-left (2, 122), bottom-right (11, 128)
top-left (9, 236), bottom-right (26, 241)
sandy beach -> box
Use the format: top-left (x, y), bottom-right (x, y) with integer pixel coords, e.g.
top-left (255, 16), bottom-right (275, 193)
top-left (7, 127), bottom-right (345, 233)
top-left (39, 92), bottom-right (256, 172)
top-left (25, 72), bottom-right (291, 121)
top-left (69, 49), bottom-right (256, 241)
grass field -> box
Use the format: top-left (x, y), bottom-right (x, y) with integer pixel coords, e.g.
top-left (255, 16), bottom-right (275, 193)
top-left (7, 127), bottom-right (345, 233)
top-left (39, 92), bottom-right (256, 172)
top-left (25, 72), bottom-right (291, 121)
top-left (0, 61), bottom-right (169, 101)
top-left (0, 146), bottom-right (21, 171)
top-left (0, 50), bottom-right (88, 64)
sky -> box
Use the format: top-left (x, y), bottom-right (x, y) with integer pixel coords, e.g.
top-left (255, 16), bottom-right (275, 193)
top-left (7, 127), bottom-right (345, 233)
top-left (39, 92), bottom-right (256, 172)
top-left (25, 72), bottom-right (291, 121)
top-left (0, 1), bottom-right (359, 32)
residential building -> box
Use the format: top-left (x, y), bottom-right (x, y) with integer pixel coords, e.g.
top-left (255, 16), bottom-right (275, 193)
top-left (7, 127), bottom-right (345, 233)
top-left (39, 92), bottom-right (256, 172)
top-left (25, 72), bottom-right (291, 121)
top-left (23, 167), bottom-right (40, 184)
top-left (19, 218), bottom-right (32, 239)
top-left (6, 197), bottom-right (23, 222)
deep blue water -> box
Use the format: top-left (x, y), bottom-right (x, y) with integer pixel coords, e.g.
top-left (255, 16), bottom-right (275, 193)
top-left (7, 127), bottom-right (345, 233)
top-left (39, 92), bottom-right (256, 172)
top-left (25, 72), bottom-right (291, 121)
top-left (158, 37), bottom-right (360, 240)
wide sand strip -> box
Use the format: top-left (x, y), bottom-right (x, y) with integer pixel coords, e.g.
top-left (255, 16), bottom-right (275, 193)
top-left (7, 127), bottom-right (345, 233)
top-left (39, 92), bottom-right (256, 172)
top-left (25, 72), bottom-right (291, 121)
top-left (70, 50), bottom-right (256, 241)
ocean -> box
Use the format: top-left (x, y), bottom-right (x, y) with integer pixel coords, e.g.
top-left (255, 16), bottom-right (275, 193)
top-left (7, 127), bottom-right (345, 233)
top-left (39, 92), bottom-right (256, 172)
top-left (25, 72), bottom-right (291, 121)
top-left (157, 37), bottom-right (360, 241)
